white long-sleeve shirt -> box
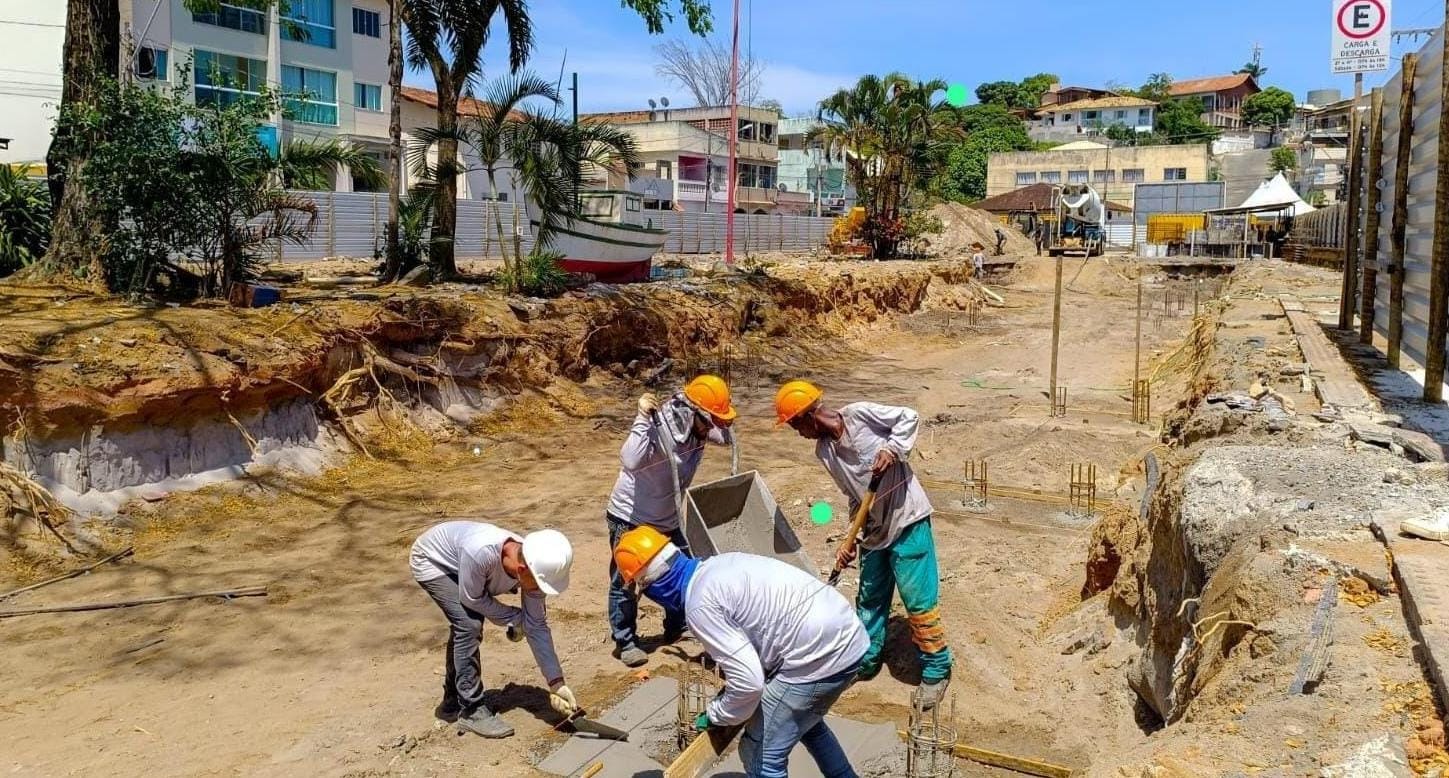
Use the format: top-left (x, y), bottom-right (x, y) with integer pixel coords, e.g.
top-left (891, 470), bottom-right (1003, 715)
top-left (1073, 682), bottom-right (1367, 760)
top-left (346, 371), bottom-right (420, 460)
top-left (409, 521), bottom-right (564, 684)
top-left (686, 553), bottom-right (868, 726)
top-left (606, 395), bottom-right (731, 531)
top-left (815, 402), bottom-right (933, 551)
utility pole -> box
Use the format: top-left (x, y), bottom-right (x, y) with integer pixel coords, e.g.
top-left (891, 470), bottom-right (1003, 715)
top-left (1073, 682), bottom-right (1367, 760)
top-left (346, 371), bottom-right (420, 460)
top-left (723, 0), bottom-right (741, 265)
top-left (571, 72), bottom-right (579, 209)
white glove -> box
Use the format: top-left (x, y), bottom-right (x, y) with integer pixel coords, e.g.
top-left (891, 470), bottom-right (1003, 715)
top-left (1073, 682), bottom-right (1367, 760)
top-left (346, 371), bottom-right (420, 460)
top-left (638, 392), bottom-right (660, 416)
top-left (549, 683), bottom-right (578, 717)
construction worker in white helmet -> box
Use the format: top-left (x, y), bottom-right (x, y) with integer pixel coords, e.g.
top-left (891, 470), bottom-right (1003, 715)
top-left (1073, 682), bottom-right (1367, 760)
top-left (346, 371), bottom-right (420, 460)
top-left (614, 526), bottom-right (868, 778)
top-left (775, 380), bottom-right (954, 709)
top-left (605, 374), bottom-right (737, 668)
top-left (409, 521), bottom-right (576, 738)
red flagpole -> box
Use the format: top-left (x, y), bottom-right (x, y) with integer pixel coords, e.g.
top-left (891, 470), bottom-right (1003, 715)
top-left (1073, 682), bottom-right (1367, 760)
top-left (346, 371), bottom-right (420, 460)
top-left (724, 0), bottom-right (741, 265)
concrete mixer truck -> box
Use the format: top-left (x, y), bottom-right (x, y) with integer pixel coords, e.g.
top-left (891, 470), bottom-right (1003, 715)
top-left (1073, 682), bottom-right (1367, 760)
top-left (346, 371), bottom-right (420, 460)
top-left (1048, 184), bottom-right (1106, 257)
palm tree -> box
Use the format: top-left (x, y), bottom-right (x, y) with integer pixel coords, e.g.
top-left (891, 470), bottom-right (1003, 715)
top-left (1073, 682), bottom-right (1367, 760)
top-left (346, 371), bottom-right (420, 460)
top-left (812, 73), bottom-right (958, 259)
top-left (279, 139), bottom-right (384, 191)
top-left (407, 73), bottom-right (640, 290)
top-left (401, 0), bottom-right (534, 280)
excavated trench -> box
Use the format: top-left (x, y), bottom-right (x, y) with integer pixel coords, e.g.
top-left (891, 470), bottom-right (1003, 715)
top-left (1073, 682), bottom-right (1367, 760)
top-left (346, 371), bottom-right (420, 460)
top-left (1, 265), bottom-right (962, 521)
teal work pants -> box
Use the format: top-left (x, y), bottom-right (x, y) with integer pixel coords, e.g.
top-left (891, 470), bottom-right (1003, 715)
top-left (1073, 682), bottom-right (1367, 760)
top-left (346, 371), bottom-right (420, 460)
top-left (856, 517), bottom-right (953, 683)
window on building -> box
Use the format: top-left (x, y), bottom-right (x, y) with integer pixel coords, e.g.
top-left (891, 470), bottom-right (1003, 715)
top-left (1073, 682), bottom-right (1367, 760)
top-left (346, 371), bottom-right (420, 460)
top-left (1093, 170), bottom-right (1116, 183)
top-left (353, 151), bottom-right (386, 192)
top-left (1016, 172), bottom-right (1038, 186)
top-left (1163, 167), bottom-right (1188, 181)
top-left (758, 165), bottom-right (776, 190)
top-left (1200, 95), bottom-right (1215, 112)
top-left (192, 3), bottom-right (267, 34)
top-left (282, 65), bottom-right (339, 125)
top-left (354, 82), bottom-right (382, 111)
top-left (194, 50), bottom-right (267, 106)
top-left (1122, 168), bottom-right (1145, 183)
top-left (737, 163), bottom-right (757, 188)
top-left (352, 7), bottom-right (380, 37)
top-left (1114, 110), bottom-right (1126, 120)
top-left (1137, 109), bottom-right (1153, 126)
top-left (739, 121), bottom-right (757, 141)
top-left (760, 124), bottom-right (775, 143)
top-left (1063, 113), bottom-right (1074, 122)
top-left (1068, 169), bottom-right (1089, 184)
top-left (281, 0), bottom-right (337, 48)
top-left (1084, 110), bottom-right (1099, 121)
top-left (136, 46), bottom-right (168, 81)
top-left (1040, 171), bottom-right (1062, 184)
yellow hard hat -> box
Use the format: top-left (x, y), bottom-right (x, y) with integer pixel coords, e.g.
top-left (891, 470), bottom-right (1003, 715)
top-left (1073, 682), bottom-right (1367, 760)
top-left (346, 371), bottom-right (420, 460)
top-left (775, 380), bottom-right (823, 426)
top-left (683, 374), bottom-right (737, 422)
top-left (613, 525), bottom-right (672, 585)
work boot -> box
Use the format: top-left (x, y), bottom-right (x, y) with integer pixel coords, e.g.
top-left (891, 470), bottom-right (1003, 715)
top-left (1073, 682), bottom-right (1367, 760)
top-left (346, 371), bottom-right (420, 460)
top-left (617, 643), bottom-right (649, 668)
top-left (434, 699), bottom-right (462, 723)
top-left (661, 626), bottom-right (693, 645)
top-left (913, 677), bottom-right (951, 711)
top-left (456, 707), bottom-right (514, 739)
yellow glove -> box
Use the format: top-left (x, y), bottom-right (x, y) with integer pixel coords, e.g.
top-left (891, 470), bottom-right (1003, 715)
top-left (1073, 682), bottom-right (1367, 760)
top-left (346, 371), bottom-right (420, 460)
top-left (549, 683), bottom-right (578, 717)
top-left (638, 393), bottom-right (660, 416)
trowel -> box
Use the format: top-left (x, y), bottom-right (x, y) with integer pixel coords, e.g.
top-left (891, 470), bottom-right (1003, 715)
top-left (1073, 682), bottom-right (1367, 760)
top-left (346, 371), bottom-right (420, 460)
top-left (563, 709), bottom-right (630, 741)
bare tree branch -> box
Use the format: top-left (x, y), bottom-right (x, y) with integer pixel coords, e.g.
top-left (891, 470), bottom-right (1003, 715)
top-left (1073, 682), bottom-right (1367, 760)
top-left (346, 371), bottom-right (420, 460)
top-left (652, 38), bottom-right (764, 108)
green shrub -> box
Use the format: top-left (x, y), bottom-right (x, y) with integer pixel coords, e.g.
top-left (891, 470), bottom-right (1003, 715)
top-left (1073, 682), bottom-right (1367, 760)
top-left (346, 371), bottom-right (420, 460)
top-left (0, 166), bottom-right (51, 276)
top-left (499, 249), bottom-right (570, 297)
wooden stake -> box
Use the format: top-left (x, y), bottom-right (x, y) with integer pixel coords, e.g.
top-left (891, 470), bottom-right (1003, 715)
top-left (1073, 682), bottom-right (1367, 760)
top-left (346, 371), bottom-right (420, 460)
top-left (664, 725), bottom-right (742, 778)
top-left (1389, 54), bottom-right (1419, 368)
top-left (1049, 255), bottom-right (1064, 409)
top-left (1360, 87), bottom-right (1386, 344)
top-left (1427, 16), bottom-right (1449, 403)
top-left (1339, 72), bottom-right (1366, 330)
top-left (0, 586), bottom-right (267, 618)
top-left (1134, 272), bottom-right (1143, 388)
top-left (0, 546), bottom-right (134, 602)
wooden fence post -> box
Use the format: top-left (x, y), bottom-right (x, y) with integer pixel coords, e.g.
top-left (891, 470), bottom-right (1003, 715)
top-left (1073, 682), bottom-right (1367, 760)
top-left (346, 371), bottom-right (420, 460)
top-left (1360, 87), bottom-right (1386, 344)
top-left (1389, 54), bottom-right (1418, 368)
top-left (1339, 83), bottom-right (1366, 330)
top-left (1425, 16), bottom-right (1449, 402)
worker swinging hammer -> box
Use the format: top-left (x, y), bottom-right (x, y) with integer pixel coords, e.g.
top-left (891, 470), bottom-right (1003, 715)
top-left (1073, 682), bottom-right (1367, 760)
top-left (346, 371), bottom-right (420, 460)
top-left (775, 380), bottom-right (954, 709)
top-left (409, 521), bottom-right (577, 738)
top-left (604, 374), bottom-right (737, 668)
top-left (614, 527), bottom-right (868, 778)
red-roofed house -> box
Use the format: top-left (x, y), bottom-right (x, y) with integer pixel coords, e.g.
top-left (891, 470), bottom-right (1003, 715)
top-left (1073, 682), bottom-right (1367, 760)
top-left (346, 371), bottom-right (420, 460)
top-left (1169, 74), bottom-right (1262, 129)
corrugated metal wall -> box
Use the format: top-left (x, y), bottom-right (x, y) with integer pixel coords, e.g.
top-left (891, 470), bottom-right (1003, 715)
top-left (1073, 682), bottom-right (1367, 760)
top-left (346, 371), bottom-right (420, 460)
top-left (274, 192), bottom-right (834, 261)
top-left (1292, 202), bottom-right (1348, 248)
top-left (1367, 30), bottom-right (1443, 369)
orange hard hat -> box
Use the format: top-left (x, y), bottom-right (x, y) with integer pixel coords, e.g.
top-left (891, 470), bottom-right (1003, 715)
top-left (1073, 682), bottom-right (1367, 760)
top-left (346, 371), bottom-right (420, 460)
top-left (683, 374), bottom-right (737, 422)
top-left (613, 525), bottom-right (672, 585)
top-left (775, 380), bottom-right (823, 426)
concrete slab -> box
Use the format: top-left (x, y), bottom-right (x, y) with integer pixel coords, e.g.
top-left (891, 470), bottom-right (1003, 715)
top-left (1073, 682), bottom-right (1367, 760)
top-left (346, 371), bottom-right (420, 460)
top-left (706, 716), bottom-right (900, 777)
top-left (1373, 513), bottom-right (1449, 715)
top-left (538, 678), bottom-right (677, 778)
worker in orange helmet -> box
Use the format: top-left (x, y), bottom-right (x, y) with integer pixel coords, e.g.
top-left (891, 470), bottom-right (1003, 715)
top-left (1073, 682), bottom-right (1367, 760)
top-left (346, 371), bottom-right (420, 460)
top-left (775, 380), bottom-right (953, 709)
top-left (605, 374), bottom-right (738, 668)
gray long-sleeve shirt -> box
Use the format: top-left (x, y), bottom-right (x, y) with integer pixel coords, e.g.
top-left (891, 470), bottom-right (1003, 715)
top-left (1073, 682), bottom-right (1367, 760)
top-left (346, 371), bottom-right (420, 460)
top-left (686, 553), bottom-right (868, 726)
top-left (409, 521), bottom-right (564, 684)
top-left (606, 394), bottom-right (731, 531)
top-left (815, 402), bottom-right (933, 551)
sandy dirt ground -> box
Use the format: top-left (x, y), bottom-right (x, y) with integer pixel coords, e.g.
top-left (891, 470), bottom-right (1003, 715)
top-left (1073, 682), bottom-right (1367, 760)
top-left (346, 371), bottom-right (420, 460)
top-left (0, 256), bottom-right (1235, 776)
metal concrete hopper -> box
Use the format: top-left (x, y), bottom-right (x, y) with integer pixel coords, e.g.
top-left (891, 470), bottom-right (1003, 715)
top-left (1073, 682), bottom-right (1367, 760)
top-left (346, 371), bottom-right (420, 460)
top-left (683, 470), bottom-right (815, 574)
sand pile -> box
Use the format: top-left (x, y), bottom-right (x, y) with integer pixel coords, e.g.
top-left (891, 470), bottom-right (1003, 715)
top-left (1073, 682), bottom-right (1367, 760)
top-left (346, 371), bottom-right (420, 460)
top-left (922, 202), bottom-right (1036, 257)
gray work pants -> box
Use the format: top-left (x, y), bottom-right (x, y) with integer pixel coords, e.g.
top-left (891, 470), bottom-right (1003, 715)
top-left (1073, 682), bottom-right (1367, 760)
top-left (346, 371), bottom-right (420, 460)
top-left (418, 574), bottom-right (487, 713)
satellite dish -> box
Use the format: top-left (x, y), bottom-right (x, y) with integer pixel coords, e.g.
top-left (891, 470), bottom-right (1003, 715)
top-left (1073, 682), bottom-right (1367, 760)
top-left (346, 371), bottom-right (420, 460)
top-left (661, 97), bottom-right (670, 107)
top-left (136, 47), bottom-right (157, 78)
top-left (777, 183), bottom-right (788, 192)
top-left (648, 98), bottom-right (657, 109)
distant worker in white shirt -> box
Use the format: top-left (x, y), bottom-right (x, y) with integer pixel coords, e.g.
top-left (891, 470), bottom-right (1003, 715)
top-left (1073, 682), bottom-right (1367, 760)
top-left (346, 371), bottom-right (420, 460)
top-left (614, 526), bottom-right (868, 778)
top-left (605, 374), bottom-right (737, 668)
top-left (409, 521), bottom-right (577, 738)
top-left (775, 380), bottom-right (953, 709)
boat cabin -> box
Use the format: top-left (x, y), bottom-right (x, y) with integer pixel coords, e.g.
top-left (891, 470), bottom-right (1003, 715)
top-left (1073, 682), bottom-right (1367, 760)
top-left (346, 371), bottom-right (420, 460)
top-left (579, 191), bottom-right (647, 227)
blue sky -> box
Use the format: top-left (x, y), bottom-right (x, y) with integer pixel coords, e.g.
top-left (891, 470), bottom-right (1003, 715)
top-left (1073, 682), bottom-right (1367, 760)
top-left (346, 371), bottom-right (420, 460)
top-left (402, 0), bottom-right (1446, 114)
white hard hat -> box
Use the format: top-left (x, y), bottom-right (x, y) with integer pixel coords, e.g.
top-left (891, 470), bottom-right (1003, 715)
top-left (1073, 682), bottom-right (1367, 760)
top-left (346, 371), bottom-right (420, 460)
top-left (522, 529), bottom-right (573, 596)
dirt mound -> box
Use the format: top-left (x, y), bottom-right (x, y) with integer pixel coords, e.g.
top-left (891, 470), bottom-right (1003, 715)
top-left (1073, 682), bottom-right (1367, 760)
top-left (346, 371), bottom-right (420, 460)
top-left (922, 202), bottom-right (1036, 258)
top-left (1009, 255), bottom-right (1138, 296)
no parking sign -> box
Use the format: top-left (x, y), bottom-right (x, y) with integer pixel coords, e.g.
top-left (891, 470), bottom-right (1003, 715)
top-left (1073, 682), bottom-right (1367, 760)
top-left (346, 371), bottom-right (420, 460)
top-left (1332, 0), bottom-right (1391, 74)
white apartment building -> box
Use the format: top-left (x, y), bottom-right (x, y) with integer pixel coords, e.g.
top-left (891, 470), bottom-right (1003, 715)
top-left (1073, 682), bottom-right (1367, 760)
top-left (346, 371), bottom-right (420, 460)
top-left (0, 2), bottom-right (66, 166)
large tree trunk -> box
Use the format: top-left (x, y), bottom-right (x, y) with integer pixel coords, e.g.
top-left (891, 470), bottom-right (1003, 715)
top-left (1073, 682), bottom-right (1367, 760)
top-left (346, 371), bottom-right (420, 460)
top-left (430, 88), bottom-right (459, 279)
top-left (40, 0), bottom-right (120, 290)
top-left (381, 0), bottom-right (406, 281)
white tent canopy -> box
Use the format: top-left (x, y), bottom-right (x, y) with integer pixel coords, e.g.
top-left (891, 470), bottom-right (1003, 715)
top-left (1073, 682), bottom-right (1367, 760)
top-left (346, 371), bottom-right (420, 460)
top-left (1233, 173), bottom-right (1316, 217)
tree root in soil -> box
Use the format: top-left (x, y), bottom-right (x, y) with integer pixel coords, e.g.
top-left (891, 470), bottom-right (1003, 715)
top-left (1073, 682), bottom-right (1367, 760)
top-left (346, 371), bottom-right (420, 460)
top-left (320, 336), bottom-right (462, 460)
top-left (0, 461), bottom-right (79, 553)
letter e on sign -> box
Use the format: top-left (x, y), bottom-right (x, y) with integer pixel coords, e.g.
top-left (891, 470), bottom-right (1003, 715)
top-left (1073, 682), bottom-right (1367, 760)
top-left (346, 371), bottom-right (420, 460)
top-left (1332, 0), bottom-right (1391, 74)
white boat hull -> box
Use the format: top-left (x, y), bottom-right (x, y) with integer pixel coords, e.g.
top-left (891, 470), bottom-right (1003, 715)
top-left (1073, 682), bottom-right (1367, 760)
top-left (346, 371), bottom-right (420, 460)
top-left (535, 216), bottom-right (669, 283)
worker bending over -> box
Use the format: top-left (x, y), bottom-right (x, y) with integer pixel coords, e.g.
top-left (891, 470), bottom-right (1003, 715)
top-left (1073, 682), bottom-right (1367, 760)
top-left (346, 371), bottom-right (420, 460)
top-left (615, 527), bottom-right (867, 778)
top-left (410, 521), bottom-right (577, 738)
top-left (605, 375), bottom-right (737, 668)
top-left (775, 381), bottom-right (953, 707)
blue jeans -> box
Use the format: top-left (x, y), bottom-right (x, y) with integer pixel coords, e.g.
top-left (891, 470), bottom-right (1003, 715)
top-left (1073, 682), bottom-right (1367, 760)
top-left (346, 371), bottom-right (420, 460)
top-left (738, 664), bottom-right (861, 778)
top-left (607, 514), bottom-right (689, 648)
